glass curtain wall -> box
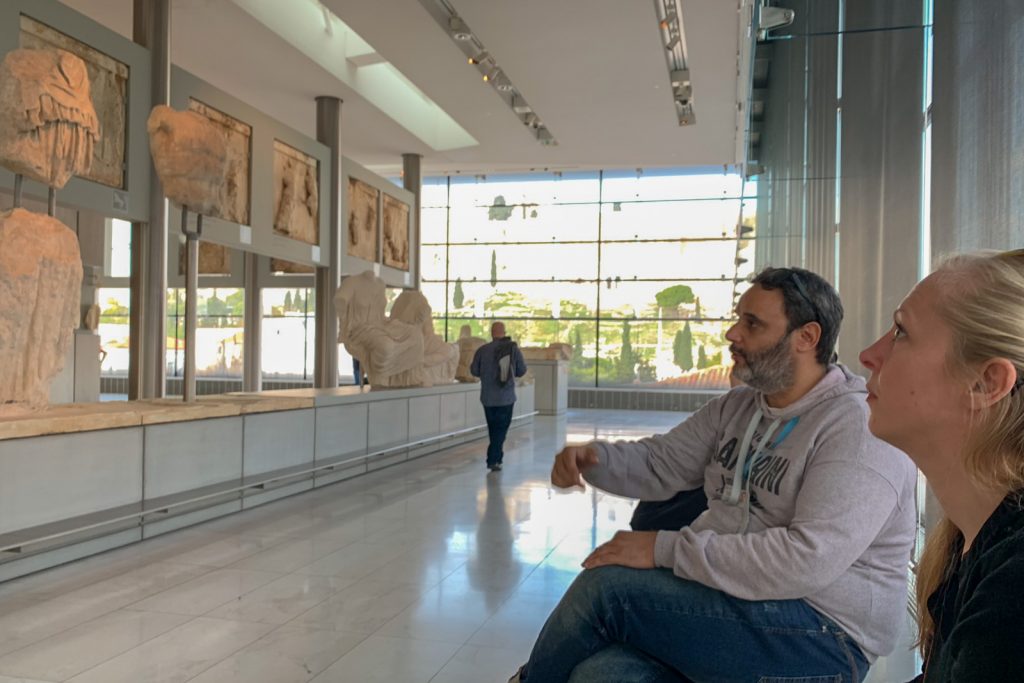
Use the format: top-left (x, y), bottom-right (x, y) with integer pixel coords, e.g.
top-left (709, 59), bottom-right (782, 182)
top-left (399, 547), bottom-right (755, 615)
top-left (422, 169), bottom-right (756, 390)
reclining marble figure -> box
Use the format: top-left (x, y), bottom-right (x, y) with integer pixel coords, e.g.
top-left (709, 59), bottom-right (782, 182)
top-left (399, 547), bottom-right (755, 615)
top-left (334, 271), bottom-right (457, 388)
top-left (0, 49), bottom-right (97, 413)
top-left (390, 289), bottom-right (458, 386)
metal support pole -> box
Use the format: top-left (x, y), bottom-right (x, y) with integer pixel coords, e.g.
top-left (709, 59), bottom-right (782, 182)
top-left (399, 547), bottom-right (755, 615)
top-left (132, 0), bottom-right (171, 399)
top-left (402, 153), bottom-right (423, 289)
top-left (182, 210), bottom-right (201, 402)
top-left (313, 96), bottom-right (342, 388)
top-left (47, 187), bottom-right (56, 217)
top-left (242, 252), bottom-right (262, 392)
top-left (12, 174), bottom-right (23, 209)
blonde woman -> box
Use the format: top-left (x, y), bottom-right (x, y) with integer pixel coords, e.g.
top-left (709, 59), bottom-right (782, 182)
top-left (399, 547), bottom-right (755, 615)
top-left (860, 249), bottom-right (1024, 681)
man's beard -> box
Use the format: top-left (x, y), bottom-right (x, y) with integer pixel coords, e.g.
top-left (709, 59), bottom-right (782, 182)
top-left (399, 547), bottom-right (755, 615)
top-left (731, 332), bottom-right (796, 395)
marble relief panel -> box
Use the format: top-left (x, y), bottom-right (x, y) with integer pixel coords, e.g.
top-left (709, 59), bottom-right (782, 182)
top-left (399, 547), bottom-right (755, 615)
top-left (19, 15), bottom-right (127, 189)
top-left (347, 177), bottom-right (378, 262)
top-left (187, 98), bottom-right (251, 225)
top-left (272, 140), bottom-right (319, 245)
top-left (381, 193), bottom-right (409, 271)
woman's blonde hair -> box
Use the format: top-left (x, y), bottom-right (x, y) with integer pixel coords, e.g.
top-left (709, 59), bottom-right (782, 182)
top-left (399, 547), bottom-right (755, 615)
top-left (915, 249), bottom-right (1024, 658)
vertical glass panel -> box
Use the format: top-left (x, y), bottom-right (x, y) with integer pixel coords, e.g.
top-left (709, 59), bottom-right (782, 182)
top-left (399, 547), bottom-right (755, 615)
top-left (262, 287), bottom-right (315, 380)
top-left (601, 169), bottom-right (743, 202)
top-left (601, 240), bottom-right (750, 281)
top-left (448, 203), bottom-right (600, 244)
top-left (599, 199), bottom-right (742, 241)
top-left (97, 287), bottom-right (130, 375)
top-left (449, 172), bottom-right (600, 207)
top-left (420, 281), bottom-right (449, 325)
top-left (421, 207), bottom-right (448, 245)
top-left (442, 281), bottom-right (598, 320)
top-left (165, 288), bottom-right (184, 378)
top-left (598, 280), bottom-right (742, 321)
top-left (108, 219), bottom-right (131, 278)
top-left (447, 243), bottom-right (598, 281)
top-left (420, 244), bottom-right (448, 280)
top-left (596, 319), bottom-right (733, 389)
top-left (422, 177), bottom-right (449, 208)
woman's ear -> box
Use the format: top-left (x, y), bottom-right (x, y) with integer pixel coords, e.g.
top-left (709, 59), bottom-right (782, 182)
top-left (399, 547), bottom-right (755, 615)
top-left (970, 359), bottom-right (1018, 408)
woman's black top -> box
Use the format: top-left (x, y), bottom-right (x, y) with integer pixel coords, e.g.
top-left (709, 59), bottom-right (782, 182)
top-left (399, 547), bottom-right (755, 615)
top-left (909, 493), bottom-right (1024, 682)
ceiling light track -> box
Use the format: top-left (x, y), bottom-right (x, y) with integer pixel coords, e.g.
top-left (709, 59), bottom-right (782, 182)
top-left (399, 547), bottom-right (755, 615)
top-left (654, 0), bottom-right (696, 125)
top-left (421, 0), bottom-right (558, 146)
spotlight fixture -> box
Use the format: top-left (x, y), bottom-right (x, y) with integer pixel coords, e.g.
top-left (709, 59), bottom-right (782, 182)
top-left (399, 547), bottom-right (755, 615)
top-left (493, 74), bottom-right (515, 93)
top-left (654, 0), bottom-right (696, 125)
top-left (448, 16), bottom-right (473, 41)
top-left (421, 0), bottom-right (557, 146)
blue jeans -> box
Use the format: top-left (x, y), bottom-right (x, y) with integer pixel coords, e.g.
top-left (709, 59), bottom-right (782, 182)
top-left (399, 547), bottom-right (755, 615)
top-left (483, 403), bottom-right (515, 467)
top-left (521, 566), bottom-right (869, 683)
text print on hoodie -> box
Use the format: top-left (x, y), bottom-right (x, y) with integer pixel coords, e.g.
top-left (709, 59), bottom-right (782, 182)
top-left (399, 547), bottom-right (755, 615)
top-left (583, 365), bottom-right (917, 662)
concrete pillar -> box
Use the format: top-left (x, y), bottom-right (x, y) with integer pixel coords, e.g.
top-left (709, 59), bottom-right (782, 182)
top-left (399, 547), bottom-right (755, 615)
top-left (243, 253), bottom-right (262, 392)
top-left (402, 153), bottom-right (423, 289)
top-left (313, 96), bottom-right (342, 388)
top-left (130, 0), bottom-right (171, 399)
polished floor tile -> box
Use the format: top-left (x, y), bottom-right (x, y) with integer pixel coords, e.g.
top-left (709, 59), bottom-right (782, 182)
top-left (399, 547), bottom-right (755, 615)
top-left (65, 617), bottom-right (274, 683)
top-left (128, 568), bottom-right (283, 616)
top-left (187, 624), bottom-right (367, 683)
top-left (0, 609), bottom-right (190, 681)
top-left (0, 410), bottom-right (921, 682)
top-left (308, 634), bottom-right (461, 683)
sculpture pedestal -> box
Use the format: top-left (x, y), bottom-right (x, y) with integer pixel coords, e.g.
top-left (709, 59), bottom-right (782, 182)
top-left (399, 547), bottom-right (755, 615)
top-left (530, 359), bottom-right (569, 416)
top-left (49, 331), bottom-right (101, 405)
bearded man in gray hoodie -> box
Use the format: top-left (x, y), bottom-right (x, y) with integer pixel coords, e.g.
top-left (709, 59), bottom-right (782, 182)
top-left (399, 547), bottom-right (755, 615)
top-left (511, 267), bottom-right (917, 683)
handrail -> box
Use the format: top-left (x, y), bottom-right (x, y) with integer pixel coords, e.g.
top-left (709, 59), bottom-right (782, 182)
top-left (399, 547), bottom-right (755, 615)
top-left (0, 411), bottom-right (538, 556)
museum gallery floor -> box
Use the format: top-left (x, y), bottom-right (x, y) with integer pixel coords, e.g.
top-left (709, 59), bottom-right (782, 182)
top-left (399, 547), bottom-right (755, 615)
top-left (0, 410), bottom-right (916, 683)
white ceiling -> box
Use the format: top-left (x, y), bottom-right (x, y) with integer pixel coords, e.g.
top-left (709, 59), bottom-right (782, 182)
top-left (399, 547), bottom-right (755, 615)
top-left (61, 0), bottom-right (746, 175)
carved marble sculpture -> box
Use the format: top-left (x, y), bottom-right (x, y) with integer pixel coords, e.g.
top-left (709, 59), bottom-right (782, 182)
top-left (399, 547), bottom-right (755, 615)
top-left (335, 271), bottom-right (423, 387)
top-left (455, 324), bottom-right (486, 383)
top-left (0, 49), bottom-right (100, 187)
top-left (334, 271), bottom-right (457, 388)
top-left (20, 16), bottom-right (128, 189)
top-left (391, 289), bottom-right (458, 386)
top-left (347, 178), bottom-right (378, 262)
top-left (147, 105), bottom-right (229, 216)
top-left (274, 141), bottom-right (319, 244)
top-left (0, 209), bottom-right (83, 414)
top-left (0, 49), bottom-right (93, 414)
top-left (188, 99), bottom-right (251, 224)
top-left (382, 194), bottom-right (409, 270)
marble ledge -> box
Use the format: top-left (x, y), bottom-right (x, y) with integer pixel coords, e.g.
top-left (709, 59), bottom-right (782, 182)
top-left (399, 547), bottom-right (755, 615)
top-left (0, 380), bottom-right (535, 441)
top-left (0, 394), bottom-right (314, 441)
top-left (243, 378), bottom-right (533, 408)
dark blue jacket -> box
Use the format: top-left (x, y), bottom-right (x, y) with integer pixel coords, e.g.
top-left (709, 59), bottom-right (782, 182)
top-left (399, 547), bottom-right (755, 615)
top-left (470, 338), bottom-right (527, 407)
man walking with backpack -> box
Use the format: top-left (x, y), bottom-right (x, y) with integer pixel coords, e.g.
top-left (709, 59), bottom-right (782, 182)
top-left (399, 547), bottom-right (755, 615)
top-left (471, 321), bottom-right (528, 472)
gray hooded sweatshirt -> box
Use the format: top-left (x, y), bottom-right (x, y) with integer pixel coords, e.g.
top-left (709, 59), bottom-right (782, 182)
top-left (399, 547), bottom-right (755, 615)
top-left (584, 365), bottom-right (917, 662)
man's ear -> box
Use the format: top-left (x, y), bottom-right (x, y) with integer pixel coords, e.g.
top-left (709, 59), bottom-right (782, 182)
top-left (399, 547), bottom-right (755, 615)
top-left (793, 321), bottom-right (822, 355)
top-left (969, 358), bottom-right (1018, 409)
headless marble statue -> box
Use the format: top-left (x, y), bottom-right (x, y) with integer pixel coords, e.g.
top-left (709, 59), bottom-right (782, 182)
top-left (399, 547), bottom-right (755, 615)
top-left (0, 49), bottom-right (96, 414)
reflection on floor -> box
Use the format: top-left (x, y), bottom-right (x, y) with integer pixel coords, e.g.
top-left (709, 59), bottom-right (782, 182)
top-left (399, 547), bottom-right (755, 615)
top-left (0, 409), bottom-right (919, 682)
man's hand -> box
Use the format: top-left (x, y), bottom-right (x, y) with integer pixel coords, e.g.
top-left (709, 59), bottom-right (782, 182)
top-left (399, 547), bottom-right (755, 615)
top-left (551, 445), bottom-right (599, 489)
top-left (582, 531), bottom-right (658, 570)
